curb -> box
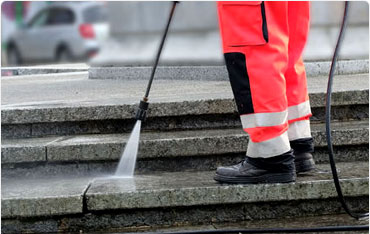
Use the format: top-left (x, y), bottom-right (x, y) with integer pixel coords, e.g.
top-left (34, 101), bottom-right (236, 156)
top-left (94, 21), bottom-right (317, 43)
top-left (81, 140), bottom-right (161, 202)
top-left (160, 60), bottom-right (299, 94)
top-left (1, 64), bottom-right (88, 77)
top-left (89, 59), bottom-right (369, 80)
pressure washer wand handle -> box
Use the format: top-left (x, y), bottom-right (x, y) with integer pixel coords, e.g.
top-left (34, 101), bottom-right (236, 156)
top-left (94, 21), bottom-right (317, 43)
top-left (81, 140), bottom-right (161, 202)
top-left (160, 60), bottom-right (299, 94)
top-left (135, 2), bottom-right (178, 121)
top-left (143, 1), bottom-right (178, 101)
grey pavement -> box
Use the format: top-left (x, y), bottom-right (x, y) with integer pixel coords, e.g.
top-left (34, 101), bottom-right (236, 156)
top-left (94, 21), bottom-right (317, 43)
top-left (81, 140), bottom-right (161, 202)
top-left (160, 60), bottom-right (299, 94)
top-left (1, 63), bottom-right (88, 76)
top-left (154, 214), bottom-right (369, 233)
top-left (1, 176), bottom-right (93, 218)
top-left (2, 120), bottom-right (368, 164)
top-left (1, 68), bottom-right (369, 232)
top-left (2, 162), bottom-right (368, 218)
top-left (2, 72), bottom-right (368, 109)
top-left (1, 71), bottom-right (368, 125)
top-left (89, 60), bottom-right (369, 80)
top-left (86, 162), bottom-right (368, 211)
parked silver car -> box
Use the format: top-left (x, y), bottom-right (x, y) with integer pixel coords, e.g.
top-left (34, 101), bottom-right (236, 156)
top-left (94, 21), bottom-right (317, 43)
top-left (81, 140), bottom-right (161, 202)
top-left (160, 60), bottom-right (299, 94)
top-left (6, 2), bottom-right (109, 65)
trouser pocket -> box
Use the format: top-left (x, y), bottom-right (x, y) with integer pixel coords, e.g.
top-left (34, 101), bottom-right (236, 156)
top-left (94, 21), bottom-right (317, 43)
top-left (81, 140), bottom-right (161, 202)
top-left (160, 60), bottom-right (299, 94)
top-left (218, 1), bottom-right (268, 46)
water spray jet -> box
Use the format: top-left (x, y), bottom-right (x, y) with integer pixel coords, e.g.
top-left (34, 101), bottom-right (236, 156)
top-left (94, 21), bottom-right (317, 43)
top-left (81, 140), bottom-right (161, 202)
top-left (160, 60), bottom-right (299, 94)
top-left (115, 1), bottom-right (178, 177)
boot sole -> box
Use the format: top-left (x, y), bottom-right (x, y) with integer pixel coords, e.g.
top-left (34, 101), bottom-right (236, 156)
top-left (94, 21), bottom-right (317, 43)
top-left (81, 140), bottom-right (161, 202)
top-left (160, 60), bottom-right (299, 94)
top-left (214, 172), bottom-right (296, 184)
top-left (295, 158), bottom-right (316, 174)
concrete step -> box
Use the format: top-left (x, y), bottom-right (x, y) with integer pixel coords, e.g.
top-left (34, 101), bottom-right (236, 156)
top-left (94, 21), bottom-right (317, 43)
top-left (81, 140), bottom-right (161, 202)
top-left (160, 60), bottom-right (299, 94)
top-left (1, 73), bottom-right (369, 139)
top-left (2, 120), bottom-right (368, 178)
top-left (89, 60), bottom-right (369, 80)
top-left (1, 63), bottom-right (88, 76)
top-left (1, 162), bottom-right (368, 233)
top-left (130, 214), bottom-right (369, 234)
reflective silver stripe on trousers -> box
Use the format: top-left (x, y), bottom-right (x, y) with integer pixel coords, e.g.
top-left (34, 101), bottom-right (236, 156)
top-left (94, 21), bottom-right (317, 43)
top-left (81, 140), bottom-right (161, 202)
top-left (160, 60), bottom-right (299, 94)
top-left (247, 131), bottom-right (290, 158)
top-left (288, 100), bottom-right (311, 120)
top-left (240, 111), bottom-right (288, 129)
top-left (288, 119), bottom-right (312, 141)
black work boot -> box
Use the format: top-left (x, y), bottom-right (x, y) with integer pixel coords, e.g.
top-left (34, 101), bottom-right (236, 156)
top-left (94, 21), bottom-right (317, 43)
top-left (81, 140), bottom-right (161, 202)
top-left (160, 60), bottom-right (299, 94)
top-left (214, 150), bottom-right (296, 184)
top-left (290, 138), bottom-right (315, 174)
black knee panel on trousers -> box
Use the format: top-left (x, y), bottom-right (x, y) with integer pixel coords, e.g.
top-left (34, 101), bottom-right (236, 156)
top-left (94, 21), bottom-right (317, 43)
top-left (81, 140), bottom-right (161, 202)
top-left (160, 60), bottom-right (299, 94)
top-left (224, 52), bottom-right (254, 115)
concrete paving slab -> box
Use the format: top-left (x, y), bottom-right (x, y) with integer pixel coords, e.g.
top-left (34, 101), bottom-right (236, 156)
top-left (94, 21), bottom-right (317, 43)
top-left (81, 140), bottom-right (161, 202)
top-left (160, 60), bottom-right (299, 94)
top-left (1, 63), bottom-right (88, 76)
top-left (85, 162), bottom-right (369, 211)
top-left (210, 214), bottom-right (369, 232)
top-left (2, 98), bottom-right (367, 139)
top-left (1, 160), bottom-right (118, 180)
top-left (3, 145), bottom-right (368, 180)
top-left (1, 176), bottom-right (94, 218)
top-left (46, 127), bottom-right (246, 162)
top-left (149, 214), bottom-right (368, 234)
top-left (0, 124), bottom-right (31, 139)
top-left (1, 73), bottom-right (368, 124)
top-left (2, 197), bottom-right (368, 234)
top-left (2, 120), bottom-right (368, 164)
top-left (89, 60), bottom-right (369, 80)
top-left (3, 63), bottom-right (88, 69)
top-left (1, 136), bottom-right (63, 163)
top-left (1, 145), bottom-right (45, 164)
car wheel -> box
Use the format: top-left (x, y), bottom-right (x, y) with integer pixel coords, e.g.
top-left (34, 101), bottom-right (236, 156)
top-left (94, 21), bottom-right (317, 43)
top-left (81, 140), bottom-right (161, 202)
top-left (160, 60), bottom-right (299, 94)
top-left (7, 45), bottom-right (22, 66)
top-left (56, 47), bottom-right (73, 63)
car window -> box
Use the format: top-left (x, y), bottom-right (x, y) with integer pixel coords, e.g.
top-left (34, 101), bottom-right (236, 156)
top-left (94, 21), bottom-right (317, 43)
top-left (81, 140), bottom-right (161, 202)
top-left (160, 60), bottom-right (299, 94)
top-left (28, 10), bottom-right (49, 28)
top-left (83, 6), bottom-right (107, 23)
top-left (47, 8), bottom-right (75, 25)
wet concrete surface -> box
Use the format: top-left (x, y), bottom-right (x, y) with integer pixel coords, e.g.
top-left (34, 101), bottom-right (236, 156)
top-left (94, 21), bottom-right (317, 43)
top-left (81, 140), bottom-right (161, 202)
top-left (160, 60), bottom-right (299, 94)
top-left (2, 162), bottom-right (368, 218)
top-left (1, 176), bottom-right (94, 218)
top-left (90, 162), bottom-right (369, 193)
top-left (85, 162), bottom-right (368, 211)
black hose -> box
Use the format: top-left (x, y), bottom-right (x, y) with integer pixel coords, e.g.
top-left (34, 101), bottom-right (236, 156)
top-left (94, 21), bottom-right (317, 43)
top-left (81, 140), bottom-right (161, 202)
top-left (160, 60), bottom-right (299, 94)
top-left (325, 1), bottom-right (369, 220)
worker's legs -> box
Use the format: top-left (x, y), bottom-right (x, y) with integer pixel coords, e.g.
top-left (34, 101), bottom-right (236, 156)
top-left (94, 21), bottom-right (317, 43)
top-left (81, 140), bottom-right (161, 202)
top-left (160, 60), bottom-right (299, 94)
top-left (218, 1), bottom-right (291, 158)
top-left (285, 1), bottom-right (315, 172)
top-left (215, 1), bottom-right (295, 183)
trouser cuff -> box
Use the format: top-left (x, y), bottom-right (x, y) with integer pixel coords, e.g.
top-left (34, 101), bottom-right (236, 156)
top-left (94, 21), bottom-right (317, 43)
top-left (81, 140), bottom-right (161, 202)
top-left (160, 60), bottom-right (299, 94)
top-left (288, 119), bottom-right (311, 141)
top-left (247, 131), bottom-right (291, 158)
top-left (290, 137), bottom-right (314, 154)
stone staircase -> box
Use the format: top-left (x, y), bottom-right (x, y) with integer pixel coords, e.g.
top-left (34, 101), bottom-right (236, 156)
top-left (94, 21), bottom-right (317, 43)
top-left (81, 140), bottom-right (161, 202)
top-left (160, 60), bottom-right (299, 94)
top-left (1, 64), bottom-right (369, 233)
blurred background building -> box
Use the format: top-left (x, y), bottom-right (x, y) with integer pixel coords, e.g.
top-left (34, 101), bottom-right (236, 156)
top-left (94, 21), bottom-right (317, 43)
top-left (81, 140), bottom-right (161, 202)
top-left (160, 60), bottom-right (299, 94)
top-left (1, 1), bottom-right (369, 67)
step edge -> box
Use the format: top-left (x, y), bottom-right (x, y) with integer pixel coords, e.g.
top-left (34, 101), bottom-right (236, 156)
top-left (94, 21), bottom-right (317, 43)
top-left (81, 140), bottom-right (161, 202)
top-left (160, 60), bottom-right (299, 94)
top-left (84, 177), bottom-right (369, 211)
top-left (2, 122), bottom-right (368, 164)
top-left (1, 90), bottom-right (368, 125)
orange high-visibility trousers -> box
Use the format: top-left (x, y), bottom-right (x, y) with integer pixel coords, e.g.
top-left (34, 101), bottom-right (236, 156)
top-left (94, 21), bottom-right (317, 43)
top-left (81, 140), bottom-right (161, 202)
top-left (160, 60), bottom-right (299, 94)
top-left (218, 1), bottom-right (312, 158)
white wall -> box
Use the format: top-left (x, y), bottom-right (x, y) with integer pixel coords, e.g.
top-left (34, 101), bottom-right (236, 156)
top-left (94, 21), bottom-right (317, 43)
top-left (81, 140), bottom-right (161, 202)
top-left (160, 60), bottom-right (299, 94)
top-left (108, 1), bottom-right (369, 35)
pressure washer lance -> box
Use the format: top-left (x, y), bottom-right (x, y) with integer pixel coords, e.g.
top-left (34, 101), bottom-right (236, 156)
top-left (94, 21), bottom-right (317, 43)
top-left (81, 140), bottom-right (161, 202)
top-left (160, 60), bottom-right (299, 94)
top-left (135, 1), bottom-right (178, 121)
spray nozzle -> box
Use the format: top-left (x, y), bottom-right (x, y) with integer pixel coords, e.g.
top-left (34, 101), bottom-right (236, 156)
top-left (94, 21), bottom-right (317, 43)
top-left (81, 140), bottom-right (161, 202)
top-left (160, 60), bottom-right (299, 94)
top-left (135, 100), bottom-right (149, 121)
